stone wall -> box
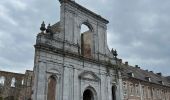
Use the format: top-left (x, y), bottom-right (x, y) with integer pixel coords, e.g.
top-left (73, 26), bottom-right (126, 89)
top-left (0, 70), bottom-right (33, 100)
top-left (0, 71), bottom-right (24, 100)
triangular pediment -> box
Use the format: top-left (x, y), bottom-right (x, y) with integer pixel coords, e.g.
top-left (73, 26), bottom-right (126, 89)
top-left (79, 71), bottom-right (100, 82)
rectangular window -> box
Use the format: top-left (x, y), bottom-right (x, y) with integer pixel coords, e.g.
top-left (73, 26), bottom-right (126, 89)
top-left (129, 83), bottom-right (134, 96)
top-left (135, 84), bottom-right (140, 96)
top-left (147, 87), bottom-right (151, 98)
top-left (123, 82), bottom-right (127, 95)
top-left (141, 86), bottom-right (145, 98)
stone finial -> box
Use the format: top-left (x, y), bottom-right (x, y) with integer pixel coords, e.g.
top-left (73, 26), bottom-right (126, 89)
top-left (40, 21), bottom-right (46, 32)
top-left (46, 24), bottom-right (51, 33)
top-left (111, 49), bottom-right (118, 58)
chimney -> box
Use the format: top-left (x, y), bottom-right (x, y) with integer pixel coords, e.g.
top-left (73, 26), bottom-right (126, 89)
top-left (157, 73), bottom-right (162, 76)
top-left (135, 65), bottom-right (140, 69)
top-left (149, 71), bottom-right (153, 73)
top-left (125, 61), bottom-right (128, 66)
top-left (145, 70), bottom-right (148, 72)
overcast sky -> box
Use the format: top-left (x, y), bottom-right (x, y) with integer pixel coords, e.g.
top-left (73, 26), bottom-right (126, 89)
top-left (0, 0), bottom-right (170, 76)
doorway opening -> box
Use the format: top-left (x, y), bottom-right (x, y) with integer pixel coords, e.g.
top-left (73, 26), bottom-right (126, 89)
top-left (112, 86), bottom-right (116, 100)
top-left (83, 89), bottom-right (94, 100)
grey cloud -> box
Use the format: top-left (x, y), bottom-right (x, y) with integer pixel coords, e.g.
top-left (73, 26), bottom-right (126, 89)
top-left (0, 0), bottom-right (60, 73)
top-left (107, 0), bottom-right (170, 75)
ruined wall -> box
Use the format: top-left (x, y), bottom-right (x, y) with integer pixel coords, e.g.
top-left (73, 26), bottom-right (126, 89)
top-left (0, 71), bottom-right (24, 100)
top-left (81, 31), bottom-right (92, 58)
top-left (19, 70), bottom-right (34, 100)
top-left (0, 70), bottom-right (33, 100)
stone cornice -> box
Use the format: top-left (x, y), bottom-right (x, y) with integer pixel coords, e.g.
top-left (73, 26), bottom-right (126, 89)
top-left (34, 43), bottom-right (120, 70)
top-left (60, 0), bottom-right (109, 24)
top-left (126, 77), bottom-right (170, 88)
top-left (0, 70), bottom-right (24, 76)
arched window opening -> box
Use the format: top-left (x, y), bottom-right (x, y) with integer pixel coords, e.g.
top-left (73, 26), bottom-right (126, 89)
top-left (83, 89), bottom-right (94, 100)
top-left (80, 23), bottom-right (93, 58)
top-left (21, 79), bottom-right (24, 85)
top-left (11, 77), bottom-right (16, 87)
top-left (81, 24), bottom-right (90, 33)
top-left (0, 76), bottom-right (5, 86)
top-left (47, 76), bottom-right (56, 100)
top-left (112, 86), bottom-right (116, 100)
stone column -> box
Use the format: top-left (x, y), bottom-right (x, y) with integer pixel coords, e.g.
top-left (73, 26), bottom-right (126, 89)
top-left (33, 61), bottom-right (47, 100)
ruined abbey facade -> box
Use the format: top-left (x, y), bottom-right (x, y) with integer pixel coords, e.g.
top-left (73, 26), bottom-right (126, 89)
top-left (0, 0), bottom-right (170, 100)
top-left (32, 0), bottom-right (123, 100)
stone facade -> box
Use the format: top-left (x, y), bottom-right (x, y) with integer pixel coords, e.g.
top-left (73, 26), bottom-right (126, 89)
top-left (32, 0), bottom-right (123, 100)
top-left (0, 70), bottom-right (33, 100)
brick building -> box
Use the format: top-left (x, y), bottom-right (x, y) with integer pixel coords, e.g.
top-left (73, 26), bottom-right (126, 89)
top-left (120, 61), bottom-right (170, 100)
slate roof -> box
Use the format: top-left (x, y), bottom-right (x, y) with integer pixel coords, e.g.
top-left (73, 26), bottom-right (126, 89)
top-left (121, 65), bottom-right (170, 87)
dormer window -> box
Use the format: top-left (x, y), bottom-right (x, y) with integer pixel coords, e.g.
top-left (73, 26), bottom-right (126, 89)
top-left (128, 72), bottom-right (134, 77)
top-left (145, 77), bottom-right (151, 82)
top-left (157, 73), bottom-right (162, 76)
top-left (158, 81), bottom-right (164, 85)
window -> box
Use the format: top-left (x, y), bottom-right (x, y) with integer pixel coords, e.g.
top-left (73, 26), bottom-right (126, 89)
top-left (21, 79), bottom-right (24, 85)
top-left (135, 84), bottom-right (140, 96)
top-left (123, 82), bottom-right (127, 95)
top-left (147, 87), bottom-right (151, 98)
top-left (152, 88), bottom-right (156, 99)
top-left (156, 89), bottom-right (160, 99)
top-left (129, 83), bottom-right (134, 96)
top-left (0, 76), bottom-right (5, 86)
top-left (128, 73), bottom-right (134, 77)
top-left (142, 86), bottom-right (145, 97)
top-left (11, 77), bottom-right (16, 87)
